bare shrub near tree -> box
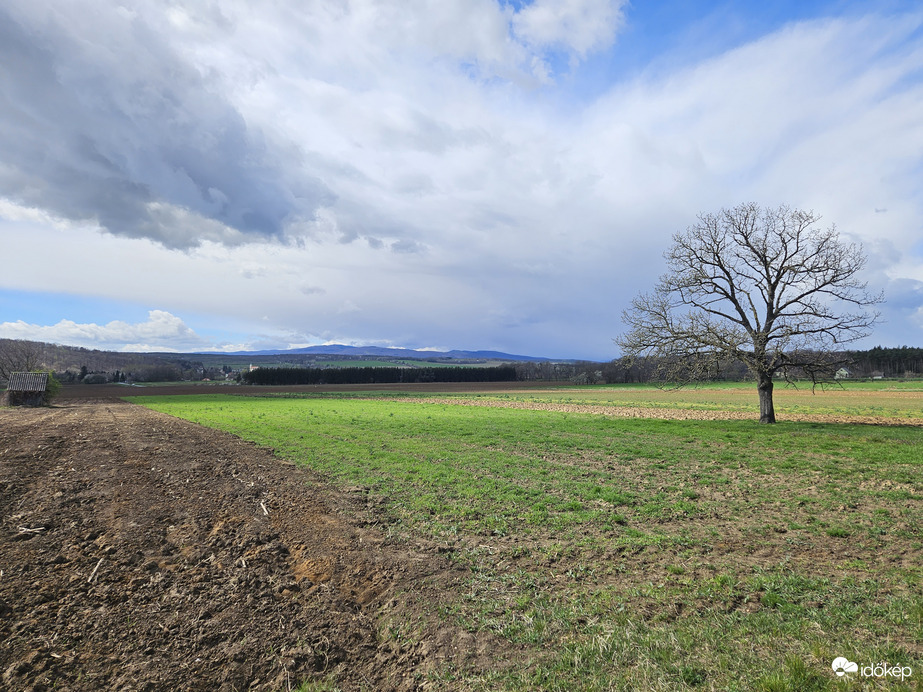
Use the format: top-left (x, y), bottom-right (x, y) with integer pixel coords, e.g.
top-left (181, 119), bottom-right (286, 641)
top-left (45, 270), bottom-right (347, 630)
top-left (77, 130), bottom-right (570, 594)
top-left (616, 203), bottom-right (883, 423)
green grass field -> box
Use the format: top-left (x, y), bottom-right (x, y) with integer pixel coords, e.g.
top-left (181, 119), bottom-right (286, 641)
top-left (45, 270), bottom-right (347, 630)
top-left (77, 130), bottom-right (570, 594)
top-left (130, 384), bottom-right (922, 691)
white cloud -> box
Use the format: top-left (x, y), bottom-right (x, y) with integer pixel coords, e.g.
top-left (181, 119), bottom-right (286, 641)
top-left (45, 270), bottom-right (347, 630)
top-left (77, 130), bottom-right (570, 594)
top-left (513, 0), bottom-right (627, 56)
top-left (0, 311), bottom-right (211, 352)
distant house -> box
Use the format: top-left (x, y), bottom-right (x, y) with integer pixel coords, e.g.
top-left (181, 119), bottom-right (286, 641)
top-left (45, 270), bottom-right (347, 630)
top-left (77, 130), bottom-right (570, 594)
top-left (3, 372), bottom-right (49, 407)
top-left (834, 368), bottom-right (851, 380)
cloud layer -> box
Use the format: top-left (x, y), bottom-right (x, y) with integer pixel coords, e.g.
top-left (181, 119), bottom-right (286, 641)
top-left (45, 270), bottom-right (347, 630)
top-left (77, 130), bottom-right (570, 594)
top-left (0, 311), bottom-right (210, 352)
top-left (1, 1), bottom-right (921, 358)
top-left (0, 1), bottom-right (627, 249)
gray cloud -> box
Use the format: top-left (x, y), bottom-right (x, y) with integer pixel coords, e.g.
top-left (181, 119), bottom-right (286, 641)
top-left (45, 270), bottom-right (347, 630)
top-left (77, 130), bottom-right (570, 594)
top-left (390, 238), bottom-right (427, 254)
top-left (0, 4), bottom-right (330, 249)
top-left (0, 1), bottom-right (631, 252)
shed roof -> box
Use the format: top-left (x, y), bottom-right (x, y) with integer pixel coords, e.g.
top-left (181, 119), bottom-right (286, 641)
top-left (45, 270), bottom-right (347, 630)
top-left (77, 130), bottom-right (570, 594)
top-left (7, 372), bottom-right (49, 392)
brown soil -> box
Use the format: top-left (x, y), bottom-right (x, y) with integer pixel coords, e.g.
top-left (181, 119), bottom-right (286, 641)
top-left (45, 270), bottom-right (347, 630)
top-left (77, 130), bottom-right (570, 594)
top-left (411, 397), bottom-right (923, 426)
top-left (0, 399), bottom-right (506, 691)
top-left (53, 381), bottom-right (571, 401)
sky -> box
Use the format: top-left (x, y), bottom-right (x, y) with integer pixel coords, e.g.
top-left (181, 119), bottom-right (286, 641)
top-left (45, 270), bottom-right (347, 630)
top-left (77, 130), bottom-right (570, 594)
top-left (1, 0), bottom-right (922, 361)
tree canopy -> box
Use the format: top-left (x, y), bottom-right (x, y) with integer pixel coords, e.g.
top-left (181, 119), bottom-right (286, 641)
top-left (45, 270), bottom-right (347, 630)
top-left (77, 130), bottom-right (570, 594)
top-left (616, 203), bottom-right (882, 423)
top-left (0, 339), bottom-right (42, 384)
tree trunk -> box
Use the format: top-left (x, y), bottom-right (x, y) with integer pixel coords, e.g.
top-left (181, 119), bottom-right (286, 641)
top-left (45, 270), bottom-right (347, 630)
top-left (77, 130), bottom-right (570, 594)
top-left (757, 374), bottom-right (776, 424)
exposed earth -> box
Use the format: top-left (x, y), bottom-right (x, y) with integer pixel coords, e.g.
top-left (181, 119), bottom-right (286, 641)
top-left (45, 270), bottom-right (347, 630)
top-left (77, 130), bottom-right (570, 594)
top-left (0, 396), bottom-right (505, 691)
top-left (413, 396), bottom-right (923, 426)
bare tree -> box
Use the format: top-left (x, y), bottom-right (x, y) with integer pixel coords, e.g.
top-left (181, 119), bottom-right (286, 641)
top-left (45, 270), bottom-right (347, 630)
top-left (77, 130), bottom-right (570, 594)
top-left (616, 203), bottom-right (883, 423)
top-left (0, 339), bottom-right (43, 384)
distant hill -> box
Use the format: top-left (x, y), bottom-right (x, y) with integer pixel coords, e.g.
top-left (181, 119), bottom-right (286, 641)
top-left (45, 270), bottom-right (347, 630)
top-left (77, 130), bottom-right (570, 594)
top-left (213, 344), bottom-right (552, 362)
top-left (3, 338), bottom-right (571, 385)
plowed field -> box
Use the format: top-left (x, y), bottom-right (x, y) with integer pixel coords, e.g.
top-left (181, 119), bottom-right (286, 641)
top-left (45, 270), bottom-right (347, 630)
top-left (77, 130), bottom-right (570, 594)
top-left (0, 399), bottom-right (504, 691)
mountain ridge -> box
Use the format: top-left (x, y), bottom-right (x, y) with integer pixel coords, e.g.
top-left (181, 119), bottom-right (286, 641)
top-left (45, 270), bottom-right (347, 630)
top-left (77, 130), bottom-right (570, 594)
top-left (207, 344), bottom-right (553, 362)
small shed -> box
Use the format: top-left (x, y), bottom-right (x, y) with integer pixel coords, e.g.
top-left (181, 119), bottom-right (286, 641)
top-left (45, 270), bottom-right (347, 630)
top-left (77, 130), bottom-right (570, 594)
top-left (3, 372), bottom-right (49, 407)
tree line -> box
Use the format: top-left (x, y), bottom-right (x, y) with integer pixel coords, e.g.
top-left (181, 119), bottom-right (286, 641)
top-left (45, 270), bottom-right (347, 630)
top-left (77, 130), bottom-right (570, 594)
top-left (4, 337), bottom-right (920, 389)
top-left (242, 365), bottom-right (518, 386)
top-left (556, 346), bottom-right (922, 386)
top-left (847, 346), bottom-right (923, 378)
top-left (0, 338), bottom-right (208, 383)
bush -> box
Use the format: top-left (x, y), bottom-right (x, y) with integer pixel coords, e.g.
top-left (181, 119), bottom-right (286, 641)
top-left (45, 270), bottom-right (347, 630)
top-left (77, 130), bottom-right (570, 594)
top-left (43, 371), bottom-right (61, 404)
